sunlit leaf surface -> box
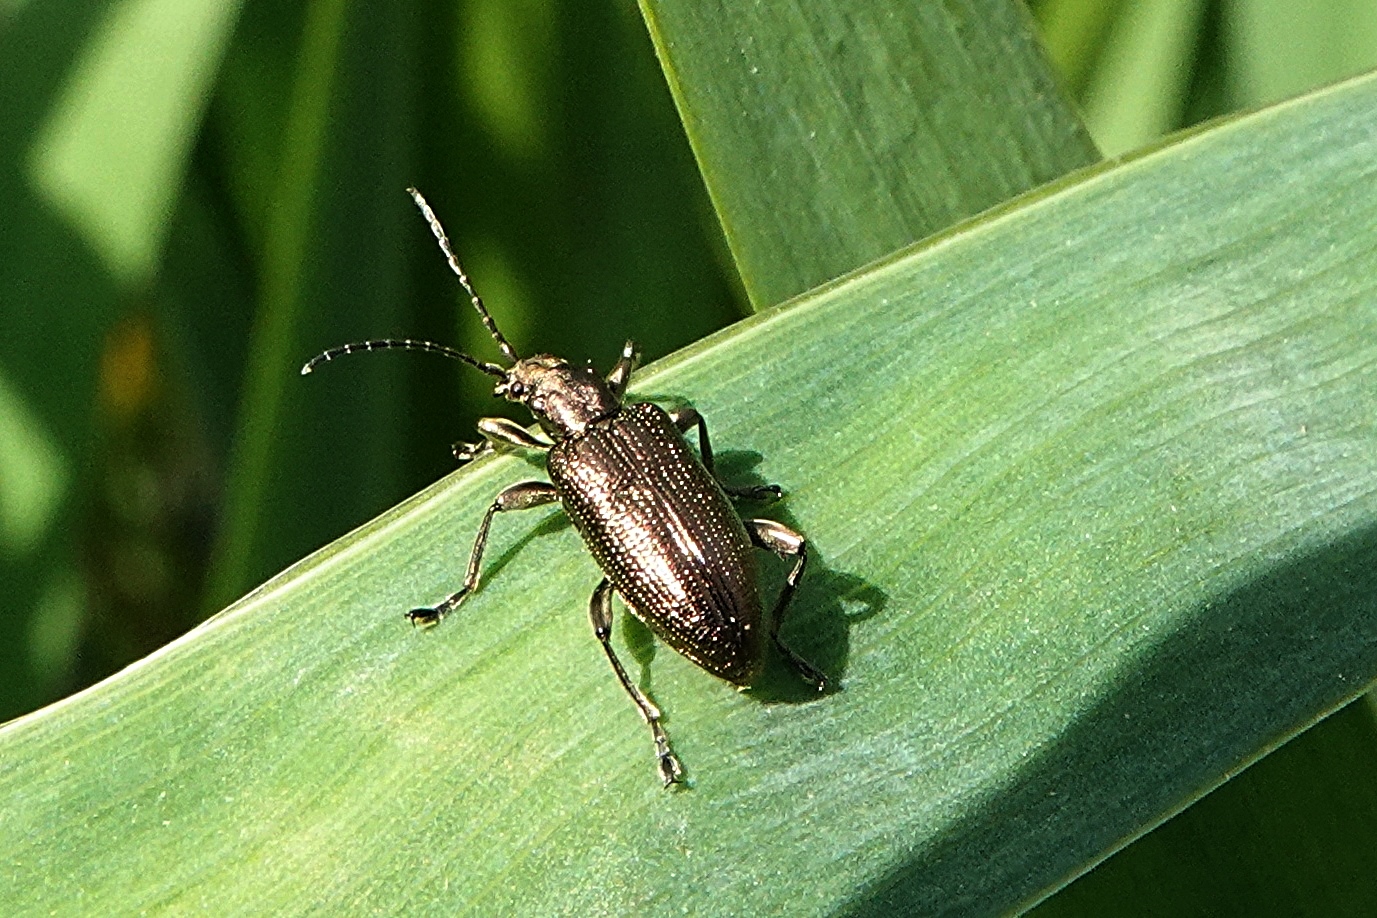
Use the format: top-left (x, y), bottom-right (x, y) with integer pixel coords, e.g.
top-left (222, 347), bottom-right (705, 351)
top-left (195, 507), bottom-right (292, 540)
top-left (4, 69), bottom-right (1377, 916)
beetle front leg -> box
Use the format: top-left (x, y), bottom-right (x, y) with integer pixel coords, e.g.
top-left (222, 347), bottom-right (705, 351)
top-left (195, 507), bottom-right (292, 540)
top-left (589, 577), bottom-right (684, 786)
top-left (605, 340), bottom-right (639, 401)
top-left (744, 519), bottom-right (827, 690)
top-left (668, 405), bottom-right (782, 502)
top-left (452, 417), bottom-right (554, 464)
top-left (408, 480), bottom-right (560, 627)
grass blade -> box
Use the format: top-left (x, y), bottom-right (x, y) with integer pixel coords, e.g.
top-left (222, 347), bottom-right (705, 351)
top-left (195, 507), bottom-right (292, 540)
top-left (638, 0), bottom-right (1099, 307)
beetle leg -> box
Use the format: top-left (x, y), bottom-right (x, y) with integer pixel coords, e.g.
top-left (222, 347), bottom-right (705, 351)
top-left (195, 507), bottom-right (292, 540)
top-left (605, 340), bottom-right (640, 400)
top-left (668, 405), bottom-right (782, 502)
top-left (589, 577), bottom-right (684, 786)
top-left (744, 519), bottom-right (827, 690)
top-left (407, 480), bottom-right (560, 627)
top-left (452, 416), bottom-right (553, 464)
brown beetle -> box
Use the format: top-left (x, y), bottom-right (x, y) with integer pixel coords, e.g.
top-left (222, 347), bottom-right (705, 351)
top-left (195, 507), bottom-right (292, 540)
top-left (303, 189), bottom-right (824, 785)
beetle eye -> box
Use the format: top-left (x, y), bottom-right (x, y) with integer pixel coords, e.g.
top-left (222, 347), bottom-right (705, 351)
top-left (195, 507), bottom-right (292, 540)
top-left (508, 382), bottom-right (524, 398)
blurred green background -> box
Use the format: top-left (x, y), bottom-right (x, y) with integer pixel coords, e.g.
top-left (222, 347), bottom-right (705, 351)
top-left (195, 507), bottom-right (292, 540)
top-left (1, 0), bottom-right (1376, 910)
top-left (0, 0), bottom-right (742, 718)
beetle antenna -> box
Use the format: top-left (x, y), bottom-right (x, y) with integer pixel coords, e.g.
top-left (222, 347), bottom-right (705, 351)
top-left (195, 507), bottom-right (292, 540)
top-left (407, 187), bottom-right (519, 366)
top-left (300, 338), bottom-right (507, 378)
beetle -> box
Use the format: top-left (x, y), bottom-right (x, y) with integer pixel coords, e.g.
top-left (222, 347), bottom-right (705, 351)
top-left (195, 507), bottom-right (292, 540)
top-left (302, 188), bottom-right (826, 785)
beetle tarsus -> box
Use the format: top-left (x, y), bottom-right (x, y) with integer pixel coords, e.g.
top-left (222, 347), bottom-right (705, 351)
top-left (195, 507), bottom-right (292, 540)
top-left (407, 607), bottom-right (442, 628)
top-left (655, 727), bottom-right (685, 786)
top-left (590, 577), bottom-right (687, 787)
top-left (786, 654), bottom-right (829, 691)
top-left (407, 596), bottom-right (458, 628)
top-left (605, 339), bottom-right (639, 400)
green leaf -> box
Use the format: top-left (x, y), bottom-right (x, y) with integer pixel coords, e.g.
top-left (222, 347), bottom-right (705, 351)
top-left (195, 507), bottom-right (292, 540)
top-left (1074, 0), bottom-right (1207, 156)
top-left (1229, 0), bottom-right (1377, 109)
top-left (5, 63), bottom-right (1377, 915)
top-left (638, 0), bottom-right (1098, 308)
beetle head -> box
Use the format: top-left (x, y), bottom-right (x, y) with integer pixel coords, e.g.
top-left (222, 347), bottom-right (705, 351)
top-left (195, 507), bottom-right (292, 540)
top-left (499, 355), bottom-right (619, 437)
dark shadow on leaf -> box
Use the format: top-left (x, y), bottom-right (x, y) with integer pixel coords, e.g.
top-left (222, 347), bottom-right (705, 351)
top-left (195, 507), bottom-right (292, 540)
top-left (681, 443), bottom-right (884, 704)
top-left (836, 524), bottom-right (1377, 917)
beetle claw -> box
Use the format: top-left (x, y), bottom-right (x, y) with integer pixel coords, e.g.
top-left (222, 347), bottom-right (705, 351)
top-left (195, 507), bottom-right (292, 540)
top-left (658, 751), bottom-right (684, 786)
top-left (452, 440), bottom-right (492, 465)
top-left (727, 483), bottom-right (782, 503)
top-left (407, 586), bottom-right (473, 629)
top-left (647, 715), bottom-right (683, 786)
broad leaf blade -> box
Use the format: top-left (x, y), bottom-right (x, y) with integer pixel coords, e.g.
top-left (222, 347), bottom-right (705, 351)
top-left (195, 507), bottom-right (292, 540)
top-left (4, 69), bottom-right (1377, 917)
top-left (638, 0), bottom-right (1099, 308)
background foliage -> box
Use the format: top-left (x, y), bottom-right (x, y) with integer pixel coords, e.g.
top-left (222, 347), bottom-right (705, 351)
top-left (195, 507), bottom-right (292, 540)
top-left (2, 0), bottom-right (1376, 913)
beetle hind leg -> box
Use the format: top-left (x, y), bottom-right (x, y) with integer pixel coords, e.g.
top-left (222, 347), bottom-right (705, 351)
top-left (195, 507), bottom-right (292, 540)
top-left (745, 519), bottom-right (828, 690)
top-left (668, 405), bottom-right (782, 501)
top-left (589, 578), bottom-right (684, 786)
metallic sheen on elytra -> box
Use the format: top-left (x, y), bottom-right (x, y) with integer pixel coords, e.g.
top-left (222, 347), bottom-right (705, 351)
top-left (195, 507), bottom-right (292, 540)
top-left (302, 188), bottom-right (825, 786)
